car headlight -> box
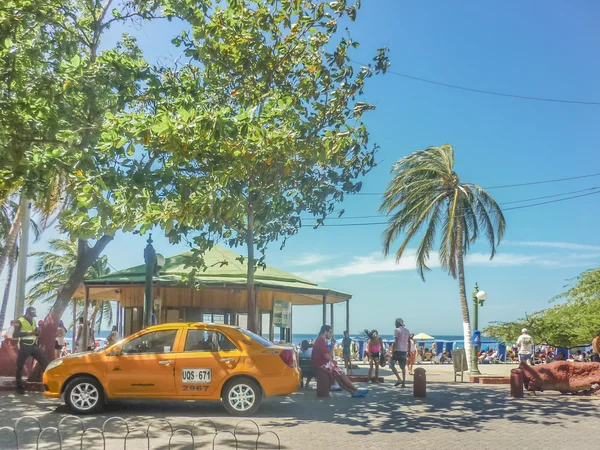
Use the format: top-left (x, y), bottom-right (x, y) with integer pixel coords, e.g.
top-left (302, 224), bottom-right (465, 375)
top-left (46, 359), bottom-right (64, 371)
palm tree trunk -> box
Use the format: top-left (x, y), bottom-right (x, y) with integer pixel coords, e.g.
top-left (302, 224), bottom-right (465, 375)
top-left (0, 247), bottom-right (17, 329)
top-left (89, 301), bottom-right (100, 332)
top-left (456, 226), bottom-right (473, 371)
top-left (88, 301), bottom-right (100, 347)
top-left (0, 205), bottom-right (21, 280)
top-left (97, 303), bottom-right (104, 333)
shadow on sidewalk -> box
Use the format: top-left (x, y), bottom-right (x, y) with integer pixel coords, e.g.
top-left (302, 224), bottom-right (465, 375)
top-left (1, 381), bottom-right (598, 439)
top-left (260, 381), bottom-right (600, 436)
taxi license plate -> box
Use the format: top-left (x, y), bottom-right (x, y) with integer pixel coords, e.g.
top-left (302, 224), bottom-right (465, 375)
top-left (181, 368), bottom-right (212, 383)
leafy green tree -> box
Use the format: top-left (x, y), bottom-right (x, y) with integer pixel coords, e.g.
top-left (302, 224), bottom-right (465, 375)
top-left (485, 268), bottom-right (600, 348)
top-left (380, 144), bottom-right (506, 369)
top-left (0, 1), bottom-right (169, 365)
top-left (0, 0), bottom-right (68, 198)
top-left (109, 0), bottom-right (389, 332)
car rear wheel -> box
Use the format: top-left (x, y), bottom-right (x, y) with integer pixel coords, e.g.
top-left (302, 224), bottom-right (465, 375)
top-left (222, 378), bottom-right (262, 416)
top-left (64, 376), bottom-right (104, 415)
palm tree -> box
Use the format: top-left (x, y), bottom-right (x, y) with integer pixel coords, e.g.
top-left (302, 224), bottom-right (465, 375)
top-left (0, 178), bottom-right (70, 281)
top-left (0, 198), bottom-right (42, 330)
top-left (0, 246), bottom-right (17, 330)
top-left (26, 238), bottom-right (113, 329)
top-left (380, 144), bottom-right (506, 370)
top-left (0, 200), bottom-right (22, 280)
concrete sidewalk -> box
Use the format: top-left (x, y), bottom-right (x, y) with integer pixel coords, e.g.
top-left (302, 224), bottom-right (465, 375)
top-left (1, 368), bottom-right (598, 450)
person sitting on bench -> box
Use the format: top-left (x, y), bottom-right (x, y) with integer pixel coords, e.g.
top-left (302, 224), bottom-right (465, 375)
top-left (311, 325), bottom-right (368, 398)
top-left (299, 340), bottom-right (314, 388)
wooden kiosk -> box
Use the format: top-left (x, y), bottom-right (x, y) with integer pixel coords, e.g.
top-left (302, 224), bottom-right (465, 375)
top-left (73, 245), bottom-right (352, 341)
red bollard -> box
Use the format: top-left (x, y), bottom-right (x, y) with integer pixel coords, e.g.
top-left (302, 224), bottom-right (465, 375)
top-left (510, 368), bottom-right (524, 398)
top-left (413, 368), bottom-right (426, 398)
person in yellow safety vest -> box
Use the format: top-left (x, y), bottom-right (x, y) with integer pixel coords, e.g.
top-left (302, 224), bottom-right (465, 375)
top-left (13, 307), bottom-right (48, 394)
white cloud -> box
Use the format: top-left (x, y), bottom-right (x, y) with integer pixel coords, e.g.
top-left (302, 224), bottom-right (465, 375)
top-left (465, 253), bottom-right (560, 267)
top-left (287, 252), bottom-right (339, 267)
top-left (294, 251), bottom-right (425, 282)
top-left (297, 250), bottom-right (437, 281)
top-left (504, 241), bottom-right (600, 252)
top-left (295, 249), bottom-right (599, 282)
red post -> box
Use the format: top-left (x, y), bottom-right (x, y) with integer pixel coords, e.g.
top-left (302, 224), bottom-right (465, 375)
top-left (510, 368), bottom-right (524, 398)
top-left (413, 367), bottom-right (426, 398)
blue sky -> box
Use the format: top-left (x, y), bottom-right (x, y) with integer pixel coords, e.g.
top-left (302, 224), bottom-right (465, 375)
top-left (3, 1), bottom-right (600, 335)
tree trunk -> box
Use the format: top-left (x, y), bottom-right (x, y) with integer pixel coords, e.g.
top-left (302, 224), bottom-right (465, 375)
top-left (35, 235), bottom-right (113, 365)
top-left (456, 226), bottom-right (472, 371)
top-left (245, 204), bottom-right (257, 333)
top-left (0, 205), bottom-right (21, 280)
top-left (0, 246), bottom-right (17, 329)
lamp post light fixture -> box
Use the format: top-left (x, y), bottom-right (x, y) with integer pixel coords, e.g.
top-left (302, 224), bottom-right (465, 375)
top-left (470, 283), bottom-right (488, 375)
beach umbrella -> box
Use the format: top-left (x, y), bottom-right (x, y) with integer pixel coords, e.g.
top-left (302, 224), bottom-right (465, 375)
top-left (413, 332), bottom-right (435, 340)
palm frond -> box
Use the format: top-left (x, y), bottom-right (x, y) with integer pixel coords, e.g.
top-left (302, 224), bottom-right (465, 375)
top-left (381, 144), bottom-right (506, 280)
top-left (415, 203), bottom-right (442, 280)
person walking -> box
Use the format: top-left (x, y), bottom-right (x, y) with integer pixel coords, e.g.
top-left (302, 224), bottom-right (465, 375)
top-left (311, 325), bottom-right (368, 397)
top-left (516, 328), bottom-right (534, 365)
top-left (54, 320), bottom-right (67, 359)
top-left (591, 331), bottom-right (600, 363)
top-left (389, 318), bottom-right (410, 387)
top-left (341, 331), bottom-right (353, 375)
top-left (407, 333), bottom-right (417, 375)
top-left (365, 330), bottom-right (383, 383)
top-left (13, 307), bottom-right (48, 394)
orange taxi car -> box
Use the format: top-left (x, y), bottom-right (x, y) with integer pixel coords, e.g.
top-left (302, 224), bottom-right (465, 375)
top-left (43, 323), bottom-right (301, 415)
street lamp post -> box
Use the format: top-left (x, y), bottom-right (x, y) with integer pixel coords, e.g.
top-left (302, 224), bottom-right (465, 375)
top-left (143, 234), bottom-right (156, 329)
top-left (470, 283), bottom-right (487, 375)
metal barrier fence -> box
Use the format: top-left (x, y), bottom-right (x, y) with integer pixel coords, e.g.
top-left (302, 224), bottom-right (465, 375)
top-left (0, 416), bottom-right (281, 449)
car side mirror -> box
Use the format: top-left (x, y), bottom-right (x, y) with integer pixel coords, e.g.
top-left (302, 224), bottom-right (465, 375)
top-left (113, 346), bottom-right (122, 357)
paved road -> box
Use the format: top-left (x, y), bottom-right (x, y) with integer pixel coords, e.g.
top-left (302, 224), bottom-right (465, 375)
top-left (1, 376), bottom-right (599, 450)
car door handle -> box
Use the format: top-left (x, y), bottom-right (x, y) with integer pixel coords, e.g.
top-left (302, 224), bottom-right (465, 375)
top-left (159, 360), bottom-right (173, 365)
top-left (220, 358), bottom-right (235, 363)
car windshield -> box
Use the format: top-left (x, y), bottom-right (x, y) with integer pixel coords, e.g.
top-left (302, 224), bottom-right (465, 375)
top-left (239, 329), bottom-right (274, 347)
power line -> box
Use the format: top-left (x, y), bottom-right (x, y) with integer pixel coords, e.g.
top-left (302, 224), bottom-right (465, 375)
top-left (354, 172), bottom-right (600, 196)
top-left (352, 61), bottom-right (600, 106)
top-left (302, 186), bottom-right (600, 222)
top-left (484, 173), bottom-right (600, 189)
top-left (502, 186), bottom-right (600, 205)
top-left (308, 190), bottom-right (600, 227)
top-left (500, 189), bottom-right (600, 211)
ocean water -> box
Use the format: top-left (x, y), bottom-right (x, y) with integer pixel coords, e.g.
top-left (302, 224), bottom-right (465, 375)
top-left (289, 333), bottom-right (497, 348)
top-left (78, 330), bottom-right (497, 349)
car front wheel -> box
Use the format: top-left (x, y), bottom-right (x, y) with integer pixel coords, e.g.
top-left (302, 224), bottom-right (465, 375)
top-left (222, 378), bottom-right (262, 416)
top-left (64, 376), bottom-right (104, 415)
